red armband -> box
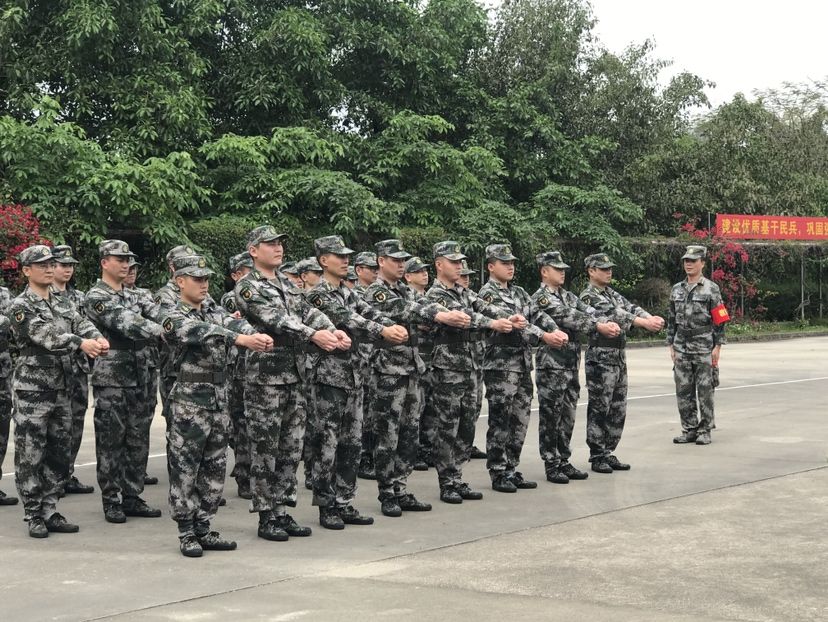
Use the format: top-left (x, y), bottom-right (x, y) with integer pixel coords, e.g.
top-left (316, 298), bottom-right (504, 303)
top-left (711, 303), bottom-right (730, 326)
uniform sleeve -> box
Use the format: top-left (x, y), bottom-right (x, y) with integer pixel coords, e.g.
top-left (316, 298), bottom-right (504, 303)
top-left (10, 300), bottom-right (83, 352)
top-left (71, 309), bottom-right (102, 340)
top-left (710, 284), bottom-right (726, 347)
top-left (161, 309), bottom-right (239, 347)
top-left (369, 284), bottom-right (442, 325)
top-left (237, 281), bottom-right (327, 341)
top-left (468, 289), bottom-right (509, 321)
top-left (545, 294), bottom-right (598, 334)
top-left (579, 287), bottom-right (638, 332)
top-left (530, 294), bottom-right (561, 333)
top-left (306, 290), bottom-right (385, 339)
top-left (84, 291), bottom-right (163, 339)
top-left (666, 289), bottom-right (678, 345)
top-left (427, 287), bottom-right (490, 328)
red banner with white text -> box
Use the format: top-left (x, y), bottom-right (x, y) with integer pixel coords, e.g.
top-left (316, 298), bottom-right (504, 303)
top-left (716, 214), bottom-right (828, 240)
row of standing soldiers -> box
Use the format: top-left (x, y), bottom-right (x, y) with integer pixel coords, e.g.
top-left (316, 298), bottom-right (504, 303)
top-left (0, 231), bottom-right (726, 557)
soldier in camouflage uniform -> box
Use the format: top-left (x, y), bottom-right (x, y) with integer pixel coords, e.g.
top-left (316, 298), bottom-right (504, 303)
top-left (124, 258), bottom-right (161, 486)
top-left (49, 245), bottom-right (97, 495)
top-left (280, 261), bottom-right (304, 290)
top-left (9, 245), bottom-right (107, 537)
top-left (354, 251), bottom-right (379, 480)
top-left (364, 240), bottom-right (472, 516)
top-left (297, 257), bottom-right (323, 289)
top-left (580, 253), bottom-right (665, 472)
top-left (85, 240), bottom-right (165, 523)
top-left (403, 256), bottom-right (434, 470)
top-left (306, 236), bottom-right (410, 529)
top-left (427, 241), bottom-right (523, 504)
top-left (235, 225), bottom-right (350, 542)
top-left (344, 266), bottom-right (358, 287)
top-left (221, 252), bottom-right (255, 499)
top-left (160, 254), bottom-right (273, 557)
top-left (0, 285), bottom-right (17, 506)
top-left (531, 251), bottom-right (621, 482)
top-left (154, 245), bottom-right (199, 422)
top-left (668, 245), bottom-right (727, 446)
top-left (479, 244), bottom-right (569, 492)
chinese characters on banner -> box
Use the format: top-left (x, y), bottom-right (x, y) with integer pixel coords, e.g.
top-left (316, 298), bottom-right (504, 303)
top-left (716, 214), bottom-right (828, 240)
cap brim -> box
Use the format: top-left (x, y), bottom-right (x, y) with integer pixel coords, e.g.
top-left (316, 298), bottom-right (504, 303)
top-left (490, 254), bottom-right (517, 262)
top-left (55, 258), bottom-right (79, 264)
top-left (386, 251), bottom-right (412, 259)
top-left (439, 253), bottom-right (466, 261)
top-left (681, 254), bottom-right (698, 260)
top-left (175, 268), bottom-right (215, 278)
top-left (106, 251), bottom-right (138, 258)
top-left (28, 255), bottom-right (55, 264)
top-left (356, 261), bottom-right (378, 268)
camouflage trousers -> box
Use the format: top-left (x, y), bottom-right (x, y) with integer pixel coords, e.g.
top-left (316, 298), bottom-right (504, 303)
top-left (359, 346), bottom-right (375, 464)
top-left (536, 367), bottom-right (580, 468)
top-left (417, 369), bottom-right (436, 462)
top-left (0, 375), bottom-right (11, 481)
top-left (228, 378), bottom-right (251, 485)
top-left (66, 370), bottom-right (89, 476)
top-left (13, 389), bottom-right (72, 519)
top-left (159, 373), bottom-right (176, 421)
top-left (245, 382), bottom-right (306, 513)
top-left (484, 370), bottom-right (533, 478)
top-left (166, 399), bottom-right (230, 536)
top-left (371, 373), bottom-right (420, 499)
top-left (431, 368), bottom-right (477, 490)
top-left (309, 383), bottom-right (362, 508)
top-left (92, 384), bottom-right (151, 508)
top-left (673, 352), bottom-right (715, 434)
top-left (585, 358), bottom-right (628, 461)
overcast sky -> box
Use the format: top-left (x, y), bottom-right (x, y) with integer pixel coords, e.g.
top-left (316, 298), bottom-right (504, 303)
top-left (484, 1), bottom-right (827, 109)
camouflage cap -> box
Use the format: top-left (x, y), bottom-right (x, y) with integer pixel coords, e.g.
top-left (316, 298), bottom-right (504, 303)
top-left (584, 253), bottom-right (616, 269)
top-left (280, 261), bottom-right (299, 275)
top-left (354, 251), bottom-right (378, 267)
top-left (375, 239), bottom-right (411, 260)
top-left (536, 250), bottom-right (570, 269)
top-left (246, 225), bottom-right (287, 248)
top-left (433, 240), bottom-right (466, 261)
top-left (128, 257), bottom-right (141, 268)
top-left (314, 235), bottom-right (355, 257)
top-left (173, 255), bottom-right (215, 278)
top-left (346, 266), bottom-right (358, 281)
top-left (459, 259), bottom-right (475, 276)
top-left (52, 245), bottom-right (79, 265)
top-left (228, 251), bottom-right (254, 273)
top-left (296, 257), bottom-right (323, 274)
top-left (405, 256), bottom-right (430, 273)
top-left (485, 243), bottom-right (517, 262)
top-left (18, 244), bottom-right (54, 266)
top-left (682, 245), bottom-right (707, 260)
top-left (165, 245), bottom-right (196, 264)
top-left (99, 239), bottom-right (137, 258)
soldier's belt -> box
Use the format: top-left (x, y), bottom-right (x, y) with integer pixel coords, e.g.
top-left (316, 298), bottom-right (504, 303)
top-left (589, 335), bottom-right (625, 349)
top-left (489, 333), bottom-right (523, 347)
top-left (434, 331), bottom-right (484, 345)
top-left (679, 327), bottom-right (712, 337)
top-left (107, 336), bottom-right (149, 350)
top-left (373, 333), bottom-right (419, 349)
top-left (20, 346), bottom-right (70, 357)
top-left (264, 333), bottom-right (298, 348)
top-left (307, 344), bottom-right (349, 358)
top-left (0, 338), bottom-right (7, 349)
top-left (177, 371), bottom-right (227, 384)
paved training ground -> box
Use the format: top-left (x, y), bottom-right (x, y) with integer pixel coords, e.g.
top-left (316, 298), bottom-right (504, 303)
top-left (2, 337), bottom-right (827, 622)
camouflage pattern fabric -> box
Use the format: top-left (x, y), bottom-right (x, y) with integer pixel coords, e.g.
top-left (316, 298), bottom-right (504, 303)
top-left (667, 276), bottom-right (726, 434)
top-left (416, 327), bottom-right (436, 463)
top-left (478, 280), bottom-right (543, 477)
top-left (304, 279), bottom-right (388, 507)
top-left (234, 269), bottom-right (335, 512)
top-left (531, 284), bottom-right (602, 469)
top-left (154, 280), bottom-right (182, 419)
top-left (221, 290), bottom-right (251, 487)
top-left (0, 288), bottom-right (13, 484)
top-left (8, 287), bottom-right (101, 518)
top-left (426, 279), bottom-right (506, 490)
top-left (580, 283), bottom-right (651, 461)
top-left (84, 279), bottom-right (163, 508)
top-left (160, 300), bottom-right (251, 535)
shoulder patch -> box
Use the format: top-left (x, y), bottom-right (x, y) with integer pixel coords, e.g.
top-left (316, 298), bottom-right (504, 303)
top-left (374, 291), bottom-right (387, 303)
top-left (163, 317), bottom-right (174, 333)
top-left (482, 294), bottom-right (494, 304)
top-left (94, 301), bottom-right (105, 314)
top-left (241, 288), bottom-right (253, 301)
top-left (309, 294), bottom-right (323, 307)
top-left (538, 296), bottom-right (549, 307)
top-left (14, 310), bottom-right (25, 323)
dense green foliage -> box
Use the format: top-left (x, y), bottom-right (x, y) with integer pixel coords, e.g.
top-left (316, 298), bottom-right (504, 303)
top-left (0, 0), bottom-right (826, 315)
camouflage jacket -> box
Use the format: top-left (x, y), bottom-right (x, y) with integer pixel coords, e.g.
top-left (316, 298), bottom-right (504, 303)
top-left (666, 277), bottom-right (726, 355)
top-left (0, 287), bottom-right (12, 378)
top-left (235, 269), bottom-right (335, 385)
top-left (154, 280), bottom-right (217, 378)
top-left (85, 279), bottom-right (163, 387)
top-left (426, 279), bottom-right (508, 372)
top-left (532, 284), bottom-right (603, 370)
top-left (478, 279), bottom-right (545, 373)
top-left (126, 286), bottom-right (160, 369)
top-left (221, 290), bottom-right (246, 379)
top-left (579, 283), bottom-right (650, 365)
top-left (160, 301), bottom-right (254, 411)
top-left (364, 277), bottom-right (444, 376)
top-left (305, 279), bottom-right (390, 389)
top-left (153, 279), bottom-right (180, 308)
top-left (50, 286), bottom-right (86, 315)
top-left (8, 288), bottom-right (101, 392)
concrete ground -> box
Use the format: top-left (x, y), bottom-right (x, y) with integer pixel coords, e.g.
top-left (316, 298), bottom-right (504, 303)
top-left (1, 337), bottom-right (827, 622)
